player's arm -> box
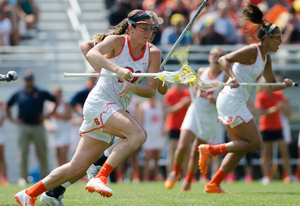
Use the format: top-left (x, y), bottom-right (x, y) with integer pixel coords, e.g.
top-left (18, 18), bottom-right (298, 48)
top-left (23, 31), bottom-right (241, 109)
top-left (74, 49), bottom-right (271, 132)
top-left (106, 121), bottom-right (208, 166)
top-left (218, 45), bottom-right (257, 87)
top-left (86, 35), bottom-right (133, 80)
top-left (80, 40), bottom-right (102, 73)
top-left (157, 68), bottom-right (168, 95)
top-left (0, 74), bottom-right (4, 78)
top-left (263, 54), bottom-right (293, 91)
top-left (119, 47), bottom-right (161, 98)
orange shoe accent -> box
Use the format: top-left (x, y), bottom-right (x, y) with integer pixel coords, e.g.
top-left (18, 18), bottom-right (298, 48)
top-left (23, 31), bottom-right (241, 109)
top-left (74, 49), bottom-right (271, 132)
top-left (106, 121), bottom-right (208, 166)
top-left (283, 176), bottom-right (292, 184)
top-left (198, 144), bottom-right (214, 175)
top-left (164, 171), bottom-right (181, 189)
top-left (204, 183), bottom-right (229, 194)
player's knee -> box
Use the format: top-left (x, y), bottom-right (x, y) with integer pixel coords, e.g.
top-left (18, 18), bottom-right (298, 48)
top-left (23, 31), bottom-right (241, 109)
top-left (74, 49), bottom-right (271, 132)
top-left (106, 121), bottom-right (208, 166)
top-left (250, 139), bottom-right (262, 152)
top-left (131, 129), bottom-right (147, 146)
top-left (177, 143), bottom-right (189, 153)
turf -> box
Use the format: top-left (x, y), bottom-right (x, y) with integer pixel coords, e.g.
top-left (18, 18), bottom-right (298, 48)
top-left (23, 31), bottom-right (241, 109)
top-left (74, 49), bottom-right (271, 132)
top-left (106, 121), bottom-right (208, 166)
top-left (1, 181), bottom-right (299, 206)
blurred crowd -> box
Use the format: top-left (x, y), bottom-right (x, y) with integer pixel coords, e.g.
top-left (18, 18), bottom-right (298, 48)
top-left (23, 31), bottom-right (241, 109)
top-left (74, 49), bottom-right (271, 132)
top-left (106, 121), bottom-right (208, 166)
top-left (0, 0), bottom-right (39, 46)
top-left (107, 0), bottom-right (300, 45)
top-left (0, 70), bottom-right (300, 186)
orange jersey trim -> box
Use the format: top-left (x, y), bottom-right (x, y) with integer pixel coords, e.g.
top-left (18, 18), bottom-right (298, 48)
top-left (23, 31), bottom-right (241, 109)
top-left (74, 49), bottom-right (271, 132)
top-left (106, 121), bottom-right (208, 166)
top-left (207, 68), bottom-right (223, 80)
top-left (106, 37), bottom-right (126, 59)
top-left (127, 36), bottom-right (147, 61)
top-left (221, 116), bottom-right (254, 125)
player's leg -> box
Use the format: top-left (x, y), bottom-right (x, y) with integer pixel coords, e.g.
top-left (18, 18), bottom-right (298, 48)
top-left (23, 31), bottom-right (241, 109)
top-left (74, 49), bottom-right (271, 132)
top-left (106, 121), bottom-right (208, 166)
top-left (181, 138), bottom-right (206, 192)
top-left (152, 149), bottom-right (162, 181)
top-left (277, 139), bottom-right (294, 182)
top-left (260, 141), bottom-right (273, 185)
top-left (165, 129), bottom-right (195, 189)
top-left (86, 109), bottom-right (147, 197)
top-left (15, 134), bottom-right (108, 205)
top-left (203, 120), bottom-right (262, 193)
top-left (0, 144), bottom-right (8, 185)
top-left (143, 149), bottom-right (151, 181)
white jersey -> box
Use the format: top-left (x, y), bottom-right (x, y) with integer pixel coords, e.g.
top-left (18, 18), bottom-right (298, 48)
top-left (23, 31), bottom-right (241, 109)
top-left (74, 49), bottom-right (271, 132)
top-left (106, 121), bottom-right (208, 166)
top-left (141, 101), bottom-right (164, 150)
top-left (222, 44), bottom-right (266, 103)
top-left (217, 44), bottom-right (266, 127)
top-left (87, 35), bottom-right (150, 110)
top-left (80, 36), bottom-right (150, 143)
top-left (181, 67), bottom-right (225, 141)
top-left (48, 101), bottom-right (71, 147)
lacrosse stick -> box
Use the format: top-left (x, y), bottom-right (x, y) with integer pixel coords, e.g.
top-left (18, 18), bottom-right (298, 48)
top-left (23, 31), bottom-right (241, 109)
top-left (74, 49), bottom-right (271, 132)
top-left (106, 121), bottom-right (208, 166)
top-left (0, 71), bottom-right (18, 82)
top-left (160, 0), bottom-right (208, 68)
top-left (196, 80), bottom-right (298, 91)
top-left (64, 64), bottom-right (198, 85)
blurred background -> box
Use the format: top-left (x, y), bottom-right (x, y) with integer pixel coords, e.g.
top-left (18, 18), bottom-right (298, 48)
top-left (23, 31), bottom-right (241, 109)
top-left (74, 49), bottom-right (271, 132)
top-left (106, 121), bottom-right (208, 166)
top-left (0, 0), bottom-right (299, 184)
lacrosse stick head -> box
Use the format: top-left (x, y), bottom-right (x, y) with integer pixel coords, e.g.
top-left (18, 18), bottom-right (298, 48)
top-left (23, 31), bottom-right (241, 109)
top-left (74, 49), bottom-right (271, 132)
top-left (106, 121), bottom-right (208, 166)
top-left (171, 46), bottom-right (190, 65)
top-left (157, 63), bottom-right (198, 86)
top-left (195, 80), bottom-right (224, 92)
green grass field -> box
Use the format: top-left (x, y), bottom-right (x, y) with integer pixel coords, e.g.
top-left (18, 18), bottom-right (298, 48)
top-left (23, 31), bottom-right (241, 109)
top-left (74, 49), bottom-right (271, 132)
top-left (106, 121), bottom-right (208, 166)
top-left (1, 181), bottom-right (299, 206)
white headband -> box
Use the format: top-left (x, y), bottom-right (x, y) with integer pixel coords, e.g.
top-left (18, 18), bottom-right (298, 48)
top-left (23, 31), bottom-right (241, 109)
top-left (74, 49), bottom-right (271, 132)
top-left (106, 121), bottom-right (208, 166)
top-left (261, 24), bottom-right (277, 39)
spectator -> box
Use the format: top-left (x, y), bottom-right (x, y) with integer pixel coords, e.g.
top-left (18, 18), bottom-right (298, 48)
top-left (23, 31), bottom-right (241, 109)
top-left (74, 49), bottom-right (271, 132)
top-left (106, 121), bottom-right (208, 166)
top-left (6, 70), bottom-right (57, 186)
top-left (163, 83), bottom-right (190, 175)
top-left (15, 0), bottom-right (40, 38)
top-left (0, 0), bottom-right (19, 45)
top-left (0, 8), bottom-right (12, 46)
top-left (296, 102), bottom-right (300, 180)
top-left (161, 13), bottom-right (192, 45)
top-left (282, 6), bottom-right (300, 44)
top-left (108, 0), bottom-right (128, 26)
top-left (137, 94), bottom-right (164, 181)
top-left (192, 0), bottom-right (239, 44)
top-left (0, 99), bottom-right (8, 185)
top-left (44, 86), bottom-right (72, 167)
top-left (255, 83), bottom-right (295, 185)
top-left (195, 17), bottom-right (226, 45)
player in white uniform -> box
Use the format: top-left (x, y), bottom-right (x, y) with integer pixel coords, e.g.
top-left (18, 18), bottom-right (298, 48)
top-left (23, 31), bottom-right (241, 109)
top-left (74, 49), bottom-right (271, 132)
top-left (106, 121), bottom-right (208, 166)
top-left (164, 47), bottom-right (228, 191)
top-left (137, 95), bottom-right (164, 181)
top-left (15, 10), bottom-right (161, 205)
top-left (45, 86), bottom-right (72, 166)
top-left (198, 2), bottom-right (294, 194)
top-left (0, 99), bottom-right (8, 185)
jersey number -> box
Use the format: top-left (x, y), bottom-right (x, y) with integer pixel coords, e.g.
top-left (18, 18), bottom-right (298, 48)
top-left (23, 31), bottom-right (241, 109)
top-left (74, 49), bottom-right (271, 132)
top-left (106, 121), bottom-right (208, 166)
top-left (94, 118), bottom-right (100, 125)
top-left (118, 67), bottom-right (141, 84)
top-left (199, 90), bottom-right (214, 98)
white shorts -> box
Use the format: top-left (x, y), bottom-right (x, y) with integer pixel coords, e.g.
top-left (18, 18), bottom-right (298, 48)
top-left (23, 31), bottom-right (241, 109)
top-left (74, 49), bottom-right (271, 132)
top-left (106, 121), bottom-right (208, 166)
top-left (181, 103), bottom-right (218, 142)
top-left (143, 133), bottom-right (164, 150)
top-left (79, 100), bottom-right (120, 143)
top-left (50, 121), bottom-right (71, 147)
top-left (217, 93), bottom-right (253, 128)
top-left (0, 127), bottom-right (4, 145)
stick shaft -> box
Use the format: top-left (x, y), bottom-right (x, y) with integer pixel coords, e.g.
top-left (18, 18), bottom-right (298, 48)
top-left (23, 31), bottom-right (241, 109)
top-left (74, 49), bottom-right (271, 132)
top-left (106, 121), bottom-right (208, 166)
top-left (160, 0), bottom-right (208, 68)
top-left (64, 72), bottom-right (159, 78)
top-left (225, 82), bottom-right (298, 87)
top-left (0, 77), bottom-right (10, 81)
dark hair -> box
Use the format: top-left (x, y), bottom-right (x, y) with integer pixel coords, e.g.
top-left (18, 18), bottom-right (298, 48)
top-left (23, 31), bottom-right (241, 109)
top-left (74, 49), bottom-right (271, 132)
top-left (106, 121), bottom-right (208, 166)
top-left (240, 2), bottom-right (278, 40)
top-left (92, 9), bottom-right (150, 43)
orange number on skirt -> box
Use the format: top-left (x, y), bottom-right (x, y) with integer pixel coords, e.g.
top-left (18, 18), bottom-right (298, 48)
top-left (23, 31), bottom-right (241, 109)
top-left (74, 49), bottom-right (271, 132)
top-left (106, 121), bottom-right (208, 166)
top-left (94, 118), bottom-right (100, 125)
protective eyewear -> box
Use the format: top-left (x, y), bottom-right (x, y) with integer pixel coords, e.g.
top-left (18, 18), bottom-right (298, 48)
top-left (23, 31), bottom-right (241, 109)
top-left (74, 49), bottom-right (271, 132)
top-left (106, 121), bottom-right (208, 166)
top-left (128, 20), bottom-right (156, 33)
top-left (272, 34), bottom-right (283, 43)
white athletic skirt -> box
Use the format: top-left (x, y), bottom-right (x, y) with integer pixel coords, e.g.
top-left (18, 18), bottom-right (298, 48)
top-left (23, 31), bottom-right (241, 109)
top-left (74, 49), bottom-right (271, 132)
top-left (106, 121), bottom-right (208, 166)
top-left (79, 100), bottom-right (120, 143)
top-left (217, 92), bottom-right (253, 128)
top-left (181, 102), bottom-right (218, 142)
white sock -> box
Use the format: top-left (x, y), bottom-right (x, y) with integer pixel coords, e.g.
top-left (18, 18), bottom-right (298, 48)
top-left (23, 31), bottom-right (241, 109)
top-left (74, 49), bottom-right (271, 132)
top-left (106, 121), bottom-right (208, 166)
top-left (104, 149), bottom-right (110, 157)
top-left (61, 181), bottom-right (72, 188)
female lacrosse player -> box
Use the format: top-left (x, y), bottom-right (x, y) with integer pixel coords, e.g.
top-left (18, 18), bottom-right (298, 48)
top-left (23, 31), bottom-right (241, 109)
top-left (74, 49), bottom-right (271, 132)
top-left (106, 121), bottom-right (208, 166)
top-left (164, 47), bottom-right (228, 191)
top-left (15, 9), bottom-right (161, 205)
top-left (39, 11), bottom-right (168, 206)
top-left (198, 2), bottom-right (294, 193)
